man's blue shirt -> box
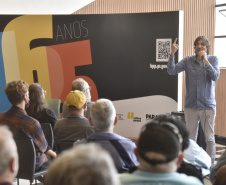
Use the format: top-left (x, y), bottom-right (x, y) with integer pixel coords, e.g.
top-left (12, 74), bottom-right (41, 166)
top-left (167, 55), bottom-right (220, 109)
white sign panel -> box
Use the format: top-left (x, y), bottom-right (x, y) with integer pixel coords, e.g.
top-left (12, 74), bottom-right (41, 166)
top-left (113, 95), bottom-right (177, 138)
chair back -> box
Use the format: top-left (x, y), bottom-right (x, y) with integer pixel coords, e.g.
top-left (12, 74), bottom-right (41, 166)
top-left (16, 139), bottom-right (36, 181)
top-left (56, 141), bottom-right (74, 154)
top-left (46, 98), bottom-right (61, 119)
top-left (41, 123), bottom-right (54, 149)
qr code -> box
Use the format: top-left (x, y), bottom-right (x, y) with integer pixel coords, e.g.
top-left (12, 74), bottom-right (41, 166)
top-left (156, 39), bottom-right (172, 62)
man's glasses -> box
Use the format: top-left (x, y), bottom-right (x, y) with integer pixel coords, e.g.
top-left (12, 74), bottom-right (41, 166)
top-left (42, 90), bottom-right (47, 95)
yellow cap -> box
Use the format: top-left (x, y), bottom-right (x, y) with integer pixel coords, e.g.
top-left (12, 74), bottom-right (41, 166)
top-left (66, 90), bottom-right (86, 109)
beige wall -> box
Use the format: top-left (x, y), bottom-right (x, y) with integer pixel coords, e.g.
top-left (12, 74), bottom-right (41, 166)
top-left (215, 69), bottom-right (226, 137)
top-left (74, 0), bottom-right (226, 137)
top-left (74, 0), bottom-right (215, 56)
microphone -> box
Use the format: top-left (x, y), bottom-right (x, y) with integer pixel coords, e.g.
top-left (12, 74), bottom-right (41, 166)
top-left (202, 56), bottom-right (205, 67)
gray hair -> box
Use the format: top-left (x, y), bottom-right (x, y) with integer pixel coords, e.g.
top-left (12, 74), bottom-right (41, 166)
top-left (45, 143), bottom-right (120, 185)
top-left (71, 78), bottom-right (91, 101)
top-left (0, 126), bottom-right (18, 175)
top-left (71, 78), bottom-right (89, 92)
top-left (90, 99), bottom-right (116, 131)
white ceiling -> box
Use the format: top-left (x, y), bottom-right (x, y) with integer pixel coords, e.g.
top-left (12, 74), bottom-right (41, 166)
top-left (0, 0), bottom-right (95, 14)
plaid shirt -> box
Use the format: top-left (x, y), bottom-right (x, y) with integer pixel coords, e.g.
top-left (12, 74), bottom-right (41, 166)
top-left (0, 106), bottom-right (48, 170)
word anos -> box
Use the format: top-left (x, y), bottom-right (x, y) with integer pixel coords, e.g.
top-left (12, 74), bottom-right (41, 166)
top-left (56, 20), bottom-right (88, 41)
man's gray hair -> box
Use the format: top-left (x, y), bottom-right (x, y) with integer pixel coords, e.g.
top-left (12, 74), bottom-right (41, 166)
top-left (45, 143), bottom-right (120, 185)
top-left (71, 78), bottom-right (89, 92)
top-left (90, 99), bottom-right (116, 131)
top-left (0, 126), bottom-right (18, 175)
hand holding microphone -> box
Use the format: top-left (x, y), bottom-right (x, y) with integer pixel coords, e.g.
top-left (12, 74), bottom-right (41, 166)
top-left (198, 50), bottom-right (207, 60)
top-left (198, 50), bottom-right (208, 66)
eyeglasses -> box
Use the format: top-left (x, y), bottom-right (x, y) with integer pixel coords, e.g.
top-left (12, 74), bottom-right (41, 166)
top-left (25, 91), bottom-right (29, 97)
top-left (84, 86), bottom-right (92, 92)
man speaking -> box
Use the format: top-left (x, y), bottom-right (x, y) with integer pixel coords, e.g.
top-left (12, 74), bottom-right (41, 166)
top-left (167, 36), bottom-right (220, 164)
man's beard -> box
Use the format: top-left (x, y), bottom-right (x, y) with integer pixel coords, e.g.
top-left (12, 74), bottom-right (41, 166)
top-left (195, 48), bottom-right (203, 54)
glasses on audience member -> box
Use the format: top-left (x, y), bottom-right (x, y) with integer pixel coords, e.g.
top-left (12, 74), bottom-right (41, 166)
top-left (85, 86), bottom-right (92, 92)
top-left (25, 91), bottom-right (29, 97)
top-left (42, 90), bottom-right (47, 95)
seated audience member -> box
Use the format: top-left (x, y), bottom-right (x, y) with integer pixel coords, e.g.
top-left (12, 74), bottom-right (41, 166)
top-left (74, 99), bottom-right (138, 173)
top-left (62, 78), bottom-right (93, 119)
top-left (213, 165), bottom-right (226, 185)
top-left (0, 80), bottom-right (56, 171)
top-left (120, 119), bottom-right (202, 185)
top-left (153, 114), bottom-right (210, 181)
top-left (54, 90), bottom-right (94, 147)
top-left (0, 126), bottom-right (18, 185)
top-left (45, 143), bottom-right (120, 185)
top-left (26, 83), bottom-right (57, 129)
top-left (184, 139), bottom-right (211, 174)
top-left (210, 150), bottom-right (226, 183)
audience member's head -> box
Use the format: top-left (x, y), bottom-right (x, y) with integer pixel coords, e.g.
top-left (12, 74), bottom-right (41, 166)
top-left (45, 143), bottom-right (120, 185)
top-left (213, 165), bottom-right (226, 185)
top-left (136, 119), bottom-right (183, 173)
top-left (26, 83), bottom-right (48, 117)
top-left (66, 90), bottom-right (87, 112)
top-left (152, 114), bottom-right (189, 151)
top-left (90, 99), bottom-right (117, 132)
top-left (71, 78), bottom-right (91, 101)
top-left (0, 126), bottom-right (18, 184)
top-left (5, 80), bottom-right (29, 106)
